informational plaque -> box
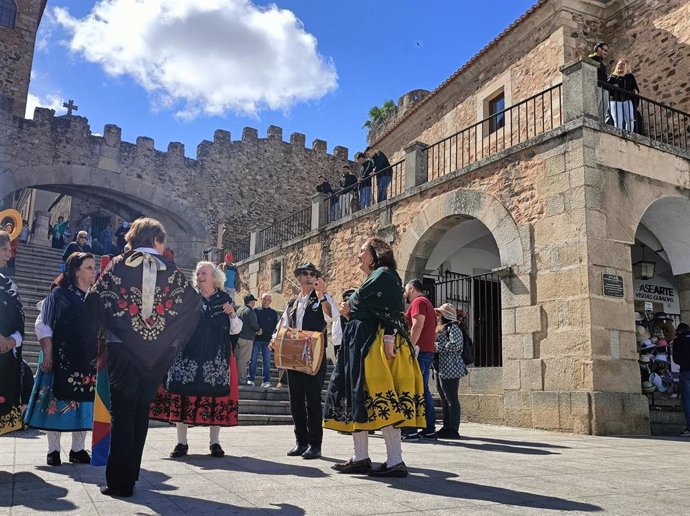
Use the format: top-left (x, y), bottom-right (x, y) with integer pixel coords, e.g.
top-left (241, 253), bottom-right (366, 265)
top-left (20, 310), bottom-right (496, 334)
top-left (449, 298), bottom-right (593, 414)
top-left (602, 274), bottom-right (624, 298)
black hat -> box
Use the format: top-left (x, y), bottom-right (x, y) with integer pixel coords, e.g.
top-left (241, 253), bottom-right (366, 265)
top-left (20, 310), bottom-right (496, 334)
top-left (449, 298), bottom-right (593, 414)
top-left (654, 311), bottom-right (672, 321)
top-left (342, 288), bottom-right (356, 302)
top-left (244, 294), bottom-right (258, 304)
top-left (355, 152), bottom-right (365, 159)
top-left (293, 262), bottom-right (321, 277)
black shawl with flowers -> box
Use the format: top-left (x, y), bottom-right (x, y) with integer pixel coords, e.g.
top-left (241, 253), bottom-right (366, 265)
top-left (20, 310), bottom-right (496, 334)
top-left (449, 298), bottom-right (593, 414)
top-left (0, 273), bottom-right (23, 433)
top-left (85, 251), bottom-right (202, 399)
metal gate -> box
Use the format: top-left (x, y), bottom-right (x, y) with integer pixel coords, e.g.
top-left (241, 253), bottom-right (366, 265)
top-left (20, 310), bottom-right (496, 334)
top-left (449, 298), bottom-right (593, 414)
top-left (423, 271), bottom-right (503, 367)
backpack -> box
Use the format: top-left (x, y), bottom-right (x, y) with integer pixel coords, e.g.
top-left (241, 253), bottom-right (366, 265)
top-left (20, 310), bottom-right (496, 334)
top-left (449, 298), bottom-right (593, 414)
top-left (460, 328), bottom-right (475, 366)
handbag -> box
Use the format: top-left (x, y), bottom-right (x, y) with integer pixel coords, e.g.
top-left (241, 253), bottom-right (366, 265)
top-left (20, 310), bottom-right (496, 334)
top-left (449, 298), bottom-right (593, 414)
top-left (270, 326), bottom-right (324, 375)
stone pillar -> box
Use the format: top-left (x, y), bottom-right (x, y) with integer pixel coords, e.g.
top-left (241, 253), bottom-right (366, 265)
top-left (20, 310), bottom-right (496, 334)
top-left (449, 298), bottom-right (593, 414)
top-left (404, 141), bottom-right (428, 189)
top-left (678, 273), bottom-right (690, 323)
top-left (32, 210), bottom-right (50, 247)
top-left (311, 192), bottom-right (328, 230)
top-left (249, 231), bottom-right (258, 256)
top-left (559, 58), bottom-right (600, 123)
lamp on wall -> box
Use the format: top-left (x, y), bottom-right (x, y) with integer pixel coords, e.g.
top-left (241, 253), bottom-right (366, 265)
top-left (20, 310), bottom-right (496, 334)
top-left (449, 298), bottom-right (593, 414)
top-left (633, 244), bottom-right (656, 280)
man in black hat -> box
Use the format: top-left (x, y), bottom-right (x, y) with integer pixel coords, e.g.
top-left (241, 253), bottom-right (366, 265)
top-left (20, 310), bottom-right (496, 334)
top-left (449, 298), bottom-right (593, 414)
top-left (277, 262), bottom-right (339, 459)
top-left (237, 294), bottom-right (261, 384)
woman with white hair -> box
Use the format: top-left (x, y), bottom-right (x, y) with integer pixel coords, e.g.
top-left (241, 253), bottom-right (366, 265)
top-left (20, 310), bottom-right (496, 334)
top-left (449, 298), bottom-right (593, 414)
top-left (150, 261), bottom-right (242, 458)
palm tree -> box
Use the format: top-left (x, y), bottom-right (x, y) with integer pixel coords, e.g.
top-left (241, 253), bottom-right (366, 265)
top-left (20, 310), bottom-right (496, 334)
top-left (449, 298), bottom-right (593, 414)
top-left (363, 100), bottom-right (397, 128)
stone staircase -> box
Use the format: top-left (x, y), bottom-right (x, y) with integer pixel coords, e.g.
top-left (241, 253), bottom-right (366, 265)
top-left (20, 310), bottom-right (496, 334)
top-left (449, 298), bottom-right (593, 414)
top-left (647, 394), bottom-right (686, 436)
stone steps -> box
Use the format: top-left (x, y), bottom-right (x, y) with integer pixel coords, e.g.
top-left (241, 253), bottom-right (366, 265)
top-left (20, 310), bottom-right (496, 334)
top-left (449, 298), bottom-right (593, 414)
top-left (648, 395), bottom-right (686, 436)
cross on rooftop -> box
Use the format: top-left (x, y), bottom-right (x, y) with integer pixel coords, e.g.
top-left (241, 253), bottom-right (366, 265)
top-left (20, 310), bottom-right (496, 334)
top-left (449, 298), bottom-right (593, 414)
top-left (63, 99), bottom-right (78, 117)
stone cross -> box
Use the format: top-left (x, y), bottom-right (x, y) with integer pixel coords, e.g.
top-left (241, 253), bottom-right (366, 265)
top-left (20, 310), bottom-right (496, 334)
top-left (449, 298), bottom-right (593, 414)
top-left (63, 99), bottom-right (78, 117)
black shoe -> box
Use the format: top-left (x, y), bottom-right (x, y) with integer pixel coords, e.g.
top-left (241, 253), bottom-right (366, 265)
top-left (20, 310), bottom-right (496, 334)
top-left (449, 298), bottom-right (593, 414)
top-left (100, 485), bottom-right (133, 498)
top-left (368, 461), bottom-right (408, 478)
top-left (170, 443), bottom-right (189, 458)
top-left (421, 431), bottom-right (438, 441)
top-left (436, 428), bottom-right (461, 440)
top-left (301, 445), bottom-right (321, 460)
top-left (46, 451), bottom-right (61, 466)
top-left (210, 443), bottom-right (225, 458)
top-left (287, 444), bottom-right (309, 456)
top-left (401, 431), bottom-right (421, 442)
top-left (332, 457), bottom-right (372, 474)
top-left (69, 449), bottom-right (91, 464)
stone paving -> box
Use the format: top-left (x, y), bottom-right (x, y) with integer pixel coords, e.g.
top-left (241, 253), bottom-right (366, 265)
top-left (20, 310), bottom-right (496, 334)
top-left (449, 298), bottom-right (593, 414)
top-left (1, 422), bottom-right (689, 515)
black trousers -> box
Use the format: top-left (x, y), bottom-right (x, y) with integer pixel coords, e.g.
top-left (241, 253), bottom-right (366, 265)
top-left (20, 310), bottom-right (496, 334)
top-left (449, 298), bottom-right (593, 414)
top-left (436, 376), bottom-right (461, 433)
top-left (106, 383), bottom-right (157, 492)
top-left (287, 358), bottom-right (327, 447)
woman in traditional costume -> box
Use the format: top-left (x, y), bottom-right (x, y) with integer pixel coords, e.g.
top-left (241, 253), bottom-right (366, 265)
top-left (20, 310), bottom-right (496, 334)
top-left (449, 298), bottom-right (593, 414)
top-left (25, 252), bottom-right (97, 466)
top-left (0, 230), bottom-right (24, 436)
top-left (324, 237), bottom-right (425, 478)
top-left (150, 261), bottom-right (241, 458)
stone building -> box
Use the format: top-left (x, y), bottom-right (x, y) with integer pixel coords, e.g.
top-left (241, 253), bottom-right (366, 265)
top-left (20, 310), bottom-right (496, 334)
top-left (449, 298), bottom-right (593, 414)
top-left (237, 0), bottom-right (690, 435)
top-left (0, 1), bottom-right (349, 265)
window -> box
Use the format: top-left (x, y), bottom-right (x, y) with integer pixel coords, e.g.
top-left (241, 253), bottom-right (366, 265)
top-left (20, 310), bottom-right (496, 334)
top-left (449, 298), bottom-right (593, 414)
top-left (0, 0), bottom-right (16, 29)
top-left (270, 261), bottom-right (283, 288)
top-left (488, 93), bottom-right (505, 133)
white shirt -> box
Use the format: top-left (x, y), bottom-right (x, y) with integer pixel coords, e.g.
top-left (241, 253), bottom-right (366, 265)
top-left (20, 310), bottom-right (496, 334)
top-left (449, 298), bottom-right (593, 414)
top-left (274, 292), bottom-right (339, 336)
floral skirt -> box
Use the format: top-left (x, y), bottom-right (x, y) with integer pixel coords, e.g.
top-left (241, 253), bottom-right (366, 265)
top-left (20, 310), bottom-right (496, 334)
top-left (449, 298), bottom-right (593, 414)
top-left (323, 329), bottom-right (426, 432)
top-left (0, 406), bottom-right (23, 436)
top-left (149, 355), bottom-right (239, 427)
top-left (24, 364), bottom-right (94, 432)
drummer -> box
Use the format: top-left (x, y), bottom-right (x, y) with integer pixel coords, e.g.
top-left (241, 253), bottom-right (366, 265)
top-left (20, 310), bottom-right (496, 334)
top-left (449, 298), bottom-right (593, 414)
top-left (276, 263), bottom-right (339, 460)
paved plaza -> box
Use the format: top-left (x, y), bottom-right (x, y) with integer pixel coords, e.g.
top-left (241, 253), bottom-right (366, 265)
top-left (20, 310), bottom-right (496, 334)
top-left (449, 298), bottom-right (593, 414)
top-left (1, 422), bottom-right (688, 515)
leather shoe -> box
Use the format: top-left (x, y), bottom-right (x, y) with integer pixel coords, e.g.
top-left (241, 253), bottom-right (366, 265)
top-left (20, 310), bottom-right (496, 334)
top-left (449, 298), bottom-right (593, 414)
top-left (209, 443), bottom-right (225, 458)
top-left (100, 485), bottom-right (133, 498)
top-left (69, 449), bottom-right (91, 464)
top-left (367, 461), bottom-right (408, 478)
top-left (332, 457), bottom-right (372, 474)
top-left (287, 444), bottom-right (309, 456)
top-left (46, 451), bottom-right (61, 467)
top-left (170, 443), bottom-right (189, 458)
top-left (301, 445), bottom-right (321, 460)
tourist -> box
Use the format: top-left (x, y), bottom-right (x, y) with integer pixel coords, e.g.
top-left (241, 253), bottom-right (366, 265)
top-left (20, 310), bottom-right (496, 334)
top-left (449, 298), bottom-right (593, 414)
top-left (62, 230), bottom-right (91, 262)
top-left (0, 230), bottom-right (24, 436)
top-left (114, 221), bottom-right (129, 253)
top-left (19, 219), bottom-right (29, 244)
top-left (588, 42), bottom-right (609, 84)
top-left (248, 292), bottom-right (278, 388)
top-left (324, 237), bottom-right (424, 477)
top-left (356, 152), bottom-right (374, 209)
top-left (101, 223), bottom-right (113, 254)
top-left (672, 322), bottom-right (690, 437)
top-left (220, 253), bottom-right (238, 301)
top-left (85, 217), bottom-right (201, 498)
top-left (24, 252), bottom-right (98, 466)
top-left (316, 174), bottom-right (338, 221)
top-left (150, 261), bottom-right (242, 458)
top-left (607, 58), bottom-right (639, 132)
top-left (237, 294), bottom-right (261, 385)
top-left (3, 222), bottom-right (18, 275)
top-left (366, 147), bottom-right (393, 203)
top-left (434, 303), bottom-right (467, 440)
top-left (278, 262), bottom-right (338, 460)
top-left (50, 216), bottom-right (69, 249)
top-left (402, 279), bottom-right (439, 441)
top-left (91, 238), bottom-right (104, 256)
top-left (339, 165), bottom-right (358, 218)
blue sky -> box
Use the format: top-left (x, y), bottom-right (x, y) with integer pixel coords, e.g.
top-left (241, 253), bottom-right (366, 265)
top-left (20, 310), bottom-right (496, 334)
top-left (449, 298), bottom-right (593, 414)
top-left (29, 0), bottom-right (537, 159)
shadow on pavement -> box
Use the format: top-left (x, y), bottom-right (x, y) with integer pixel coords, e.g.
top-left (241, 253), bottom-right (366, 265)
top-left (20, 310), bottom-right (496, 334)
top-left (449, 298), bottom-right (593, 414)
top-left (0, 471), bottom-right (77, 512)
top-left (180, 455), bottom-right (329, 477)
top-left (421, 440), bottom-right (561, 455)
top-left (464, 436), bottom-right (571, 449)
top-left (366, 467), bottom-right (603, 512)
top-left (0, 428), bottom-right (43, 440)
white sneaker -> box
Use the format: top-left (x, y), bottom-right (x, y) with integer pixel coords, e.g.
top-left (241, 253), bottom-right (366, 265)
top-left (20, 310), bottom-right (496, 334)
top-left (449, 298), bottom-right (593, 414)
top-left (681, 428), bottom-right (690, 437)
top-left (261, 382), bottom-right (271, 388)
top-left (246, 380), bottom-right (255, 386)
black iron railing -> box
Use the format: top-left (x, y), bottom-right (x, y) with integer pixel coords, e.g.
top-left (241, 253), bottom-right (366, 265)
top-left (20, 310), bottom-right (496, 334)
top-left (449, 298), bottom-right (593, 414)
top-left (598, 82), bottom-right (690, 152)
top-left (425, 271), bottom-right (503, 368)
top-left (256, 206), bottom-right (311, 253)
top-left (426, 84), bottom-right (563, 180)
top-left (234, 238), bottom-right (250, 262)
top-left (324, 160), bottom-right (405, 224)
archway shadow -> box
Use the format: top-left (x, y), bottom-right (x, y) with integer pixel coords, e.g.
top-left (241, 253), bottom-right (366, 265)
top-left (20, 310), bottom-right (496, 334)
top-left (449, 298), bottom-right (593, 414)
top-left (463, 435), bottom-right (571, 449)
top-left (178, 455), bottom-right (329, 477)
top-left (403, 440), bottom-right (560, 455)
top-left (367, 467), bottom-right (603, 512)
top-left (0, 470), bottom-right (77, 512)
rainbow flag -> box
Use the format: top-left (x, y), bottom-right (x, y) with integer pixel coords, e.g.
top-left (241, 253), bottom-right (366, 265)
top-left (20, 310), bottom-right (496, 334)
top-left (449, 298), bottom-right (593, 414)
top-left (91, 342), bottom-right (111, 467)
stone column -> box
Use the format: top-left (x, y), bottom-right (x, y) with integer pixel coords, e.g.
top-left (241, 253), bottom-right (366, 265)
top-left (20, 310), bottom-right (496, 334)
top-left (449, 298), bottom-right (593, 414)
top-left (32, 210), bottom-right (51, 247)
top-left (678, 273), bottom-right (690, 323)
top-left (404, 141), bottom-right (428, 189)
top-left (559, 58), bottom-right (600, 123)
top-left (311, 192), bottom-right (328, 231)
top-left (249, 231), bottom-right (258, 256)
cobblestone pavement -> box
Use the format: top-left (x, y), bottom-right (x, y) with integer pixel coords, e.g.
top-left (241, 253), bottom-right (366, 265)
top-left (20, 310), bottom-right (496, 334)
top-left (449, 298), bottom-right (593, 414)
top-left (1, 423), bottom-right (689, 515)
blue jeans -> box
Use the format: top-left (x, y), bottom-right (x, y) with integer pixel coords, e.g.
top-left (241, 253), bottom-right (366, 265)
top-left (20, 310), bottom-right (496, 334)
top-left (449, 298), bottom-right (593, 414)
top-left (377, 175), bottom-right (391, 203)
top-left (417, 351), bottom-right (436, 432)
top-left (330, 200), bottom-right (339, 221)
top-left (248, 340), bottom-right (272, 384)
top-left (681, 371), bottom-right (690, 429)
top-left (359, 185), bottom-right (371, 209)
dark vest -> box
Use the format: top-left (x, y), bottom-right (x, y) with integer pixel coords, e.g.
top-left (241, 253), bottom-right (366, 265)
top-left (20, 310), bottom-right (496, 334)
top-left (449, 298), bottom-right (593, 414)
top-left (288, 290), bottom-right (327, 344)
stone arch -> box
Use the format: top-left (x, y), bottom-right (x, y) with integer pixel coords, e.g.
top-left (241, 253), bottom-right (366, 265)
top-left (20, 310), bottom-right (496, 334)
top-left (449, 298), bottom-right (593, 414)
top-left (397, 188), bottom-right (525, 279)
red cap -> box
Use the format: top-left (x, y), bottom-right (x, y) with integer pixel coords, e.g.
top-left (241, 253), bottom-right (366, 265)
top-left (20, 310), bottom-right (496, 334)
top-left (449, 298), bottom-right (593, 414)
top-left (224, 252), bottom-right (234, 264)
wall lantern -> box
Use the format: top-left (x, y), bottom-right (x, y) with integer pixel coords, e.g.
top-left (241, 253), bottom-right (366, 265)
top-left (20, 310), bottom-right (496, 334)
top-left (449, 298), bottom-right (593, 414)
top-left (633, 244), bottom-right (656, 280)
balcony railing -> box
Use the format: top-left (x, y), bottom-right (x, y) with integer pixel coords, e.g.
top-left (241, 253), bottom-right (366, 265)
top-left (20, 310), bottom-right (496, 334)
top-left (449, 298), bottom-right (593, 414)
top-left (256, 205), bottom-right (311, 254)
top-left (234, 238), bottom-right (250, 262)
top-left (598, 82), bottom-right (689, 152)
top-left (426, 83), bottom-right (562, 180)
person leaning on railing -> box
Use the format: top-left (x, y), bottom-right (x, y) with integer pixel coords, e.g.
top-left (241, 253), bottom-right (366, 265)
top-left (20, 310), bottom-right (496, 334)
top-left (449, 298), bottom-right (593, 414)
top-left (366, 147), bottom-right (392, 203)
top-left (356, 152), bottom-right (374, 209)
top-left (315, 174), bottom-right (338, 221)
top-left (339, 166), bottom-right (358, 218)
top-left (606, 58), bottom-right (639, 133)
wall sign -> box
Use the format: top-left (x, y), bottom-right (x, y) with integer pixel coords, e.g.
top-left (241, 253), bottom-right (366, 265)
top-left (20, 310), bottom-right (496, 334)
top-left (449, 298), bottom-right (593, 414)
top-left (602, 274), bottom-right (624, 298)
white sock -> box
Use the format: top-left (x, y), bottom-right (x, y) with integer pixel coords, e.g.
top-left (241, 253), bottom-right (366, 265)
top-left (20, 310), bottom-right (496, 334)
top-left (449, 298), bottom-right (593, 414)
top-left (352, 431), bottom-right (369, 461)
top-left (71, 431), bottom-right (86, 452)
top-left (176, 422), bottom-right (188, 446)
top-left (382, 426), bottom-right (403, 467)
top-left (47, 431), bottom-right (61, 453)
top-left (209, 426), bottom-right (220, 446)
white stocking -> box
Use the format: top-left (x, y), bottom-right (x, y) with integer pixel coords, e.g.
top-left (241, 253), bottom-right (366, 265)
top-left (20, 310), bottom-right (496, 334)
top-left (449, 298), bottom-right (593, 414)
top-left (209, 426), bottom-right (220, 446)
top-left (47, 431), bottom-right (61, 453)
top-left (71, 431), bottom-right (87, 452)
top-left (176, 422), bottom-right (188, 445)
top-left (352, 431), bottom-right (369, 461)
top-left (382, 426), bottom-right (403, 467)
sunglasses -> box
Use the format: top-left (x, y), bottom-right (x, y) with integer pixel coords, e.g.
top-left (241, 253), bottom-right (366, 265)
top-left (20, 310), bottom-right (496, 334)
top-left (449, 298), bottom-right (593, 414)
top-left (301, 271), bottom-right (317, 277)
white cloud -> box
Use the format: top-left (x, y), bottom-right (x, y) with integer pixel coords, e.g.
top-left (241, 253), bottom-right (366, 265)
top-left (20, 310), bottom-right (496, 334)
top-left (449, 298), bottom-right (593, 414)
top-left (54, 0), bottom-right (338, 120)
top-left (25, 92), bottom-right (66, 118)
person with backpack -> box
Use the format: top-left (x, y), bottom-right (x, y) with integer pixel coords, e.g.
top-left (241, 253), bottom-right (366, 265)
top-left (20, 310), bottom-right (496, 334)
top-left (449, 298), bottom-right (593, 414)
top-left (434, 303), bottom-right (468, 440)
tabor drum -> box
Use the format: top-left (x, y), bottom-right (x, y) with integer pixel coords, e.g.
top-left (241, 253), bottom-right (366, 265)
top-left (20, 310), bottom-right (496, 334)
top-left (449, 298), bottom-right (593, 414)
top-left (270, 327), bottom-right (324, 376)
